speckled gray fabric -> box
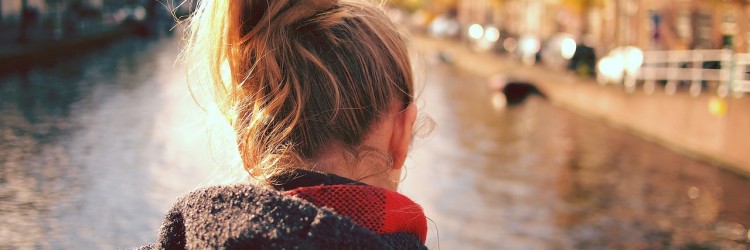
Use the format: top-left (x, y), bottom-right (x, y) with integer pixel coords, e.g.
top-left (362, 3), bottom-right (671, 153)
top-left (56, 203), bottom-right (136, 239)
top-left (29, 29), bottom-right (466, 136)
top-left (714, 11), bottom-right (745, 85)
top-left (137, 184), bottom-right (426, 249)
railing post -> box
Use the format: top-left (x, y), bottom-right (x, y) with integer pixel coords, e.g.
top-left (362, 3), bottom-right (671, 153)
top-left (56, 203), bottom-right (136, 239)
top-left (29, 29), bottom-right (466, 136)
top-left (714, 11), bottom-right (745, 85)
top-left (719, 49), bottom-right (733, 98)
top-left (666, 52), bottom-right (678, 95)
top-left (732, 54), bottom-right (748, 97)
top-left (644, 56), bottom-right (655, 94)
top-left (625, 67), bottom-right (636, 93)
top-left (690, 51), bottom-right (702, 97)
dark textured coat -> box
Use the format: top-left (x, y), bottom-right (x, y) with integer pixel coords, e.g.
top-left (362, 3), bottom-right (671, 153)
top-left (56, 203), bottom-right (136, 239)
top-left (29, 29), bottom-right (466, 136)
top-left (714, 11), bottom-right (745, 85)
top-left (137, 183), bottom-right (427, 249)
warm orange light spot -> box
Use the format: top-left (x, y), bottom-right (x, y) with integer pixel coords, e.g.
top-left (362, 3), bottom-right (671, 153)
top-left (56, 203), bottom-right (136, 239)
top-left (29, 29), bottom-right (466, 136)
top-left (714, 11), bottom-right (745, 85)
top-left (708, 96), bottom-right (728, 117)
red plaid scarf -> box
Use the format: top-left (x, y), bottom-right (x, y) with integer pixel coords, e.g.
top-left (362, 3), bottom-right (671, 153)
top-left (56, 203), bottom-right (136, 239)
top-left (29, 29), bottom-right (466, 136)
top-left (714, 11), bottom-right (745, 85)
top-left (286, 185), bottom-right (427, 243)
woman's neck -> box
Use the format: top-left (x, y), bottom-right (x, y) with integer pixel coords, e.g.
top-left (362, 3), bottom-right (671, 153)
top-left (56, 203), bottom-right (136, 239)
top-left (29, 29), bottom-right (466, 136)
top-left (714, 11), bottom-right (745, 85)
top-left (308, 143), bottom-right (399, 191)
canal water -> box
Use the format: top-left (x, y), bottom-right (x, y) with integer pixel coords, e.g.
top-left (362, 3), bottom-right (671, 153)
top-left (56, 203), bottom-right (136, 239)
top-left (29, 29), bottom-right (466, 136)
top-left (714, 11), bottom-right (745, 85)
top-left (402, 60), bottom-right (750, 249)
top-left (1, 36), bottom-right (749, 249)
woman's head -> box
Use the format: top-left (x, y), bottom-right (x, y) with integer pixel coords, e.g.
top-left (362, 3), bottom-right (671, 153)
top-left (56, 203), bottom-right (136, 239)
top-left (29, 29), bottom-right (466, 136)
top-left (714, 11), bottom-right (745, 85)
top-left (187, 0), bottom-right (416, 189)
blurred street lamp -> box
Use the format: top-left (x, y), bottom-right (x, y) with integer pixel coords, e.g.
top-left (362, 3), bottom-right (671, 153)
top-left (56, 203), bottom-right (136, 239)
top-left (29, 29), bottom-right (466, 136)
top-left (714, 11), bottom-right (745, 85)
top-left (596, 46), bottom-right (643, 86)
top-left (468, 23), bottom-right (484, 40)
top-left (519, 36), bottom-right (540, 66)
top-left (561, 37), bottom-right (577, 60)
top-left (467, 23), bottom-right (501, 52)
top-left (485, 26), bottom-right (500, 42)
top-left (428, 15), bottom-right (459, 38)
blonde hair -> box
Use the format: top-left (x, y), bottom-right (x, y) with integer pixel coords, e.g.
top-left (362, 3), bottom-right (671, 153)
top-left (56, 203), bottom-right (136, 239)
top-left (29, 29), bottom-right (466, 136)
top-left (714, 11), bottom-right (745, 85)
top-left (186, 0), bottom-right (414, 184)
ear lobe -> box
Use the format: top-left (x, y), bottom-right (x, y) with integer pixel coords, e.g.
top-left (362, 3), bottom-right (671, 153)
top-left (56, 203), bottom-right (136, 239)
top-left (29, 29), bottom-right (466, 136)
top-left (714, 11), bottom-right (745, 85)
top-left (390, 103), bottom-right (417, 170)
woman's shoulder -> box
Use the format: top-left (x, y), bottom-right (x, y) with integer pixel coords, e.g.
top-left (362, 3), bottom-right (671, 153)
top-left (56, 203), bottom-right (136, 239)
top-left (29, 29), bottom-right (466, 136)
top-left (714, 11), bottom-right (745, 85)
top-left (139, 184), bottom-right (426, 249)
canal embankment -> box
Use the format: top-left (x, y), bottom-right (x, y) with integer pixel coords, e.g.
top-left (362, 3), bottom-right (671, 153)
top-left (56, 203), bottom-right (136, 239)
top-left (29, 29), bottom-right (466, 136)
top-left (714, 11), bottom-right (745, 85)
top-left (0, 24), bottom-right (142, 70)
top-left (413, 34), bottom-right (750, 177)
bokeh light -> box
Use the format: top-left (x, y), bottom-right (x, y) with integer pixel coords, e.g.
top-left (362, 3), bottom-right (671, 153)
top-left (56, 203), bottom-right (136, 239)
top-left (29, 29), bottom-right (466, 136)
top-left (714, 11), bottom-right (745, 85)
top-left (484, 26), bottom-right (500, 43)
top-left (709, 96), bottom-right (728, 117)
top-left (687, 186), bottom-right (700, 199)
top-left (561, 37), bottom-right (576, 59)
top-left (503, 38), bottom-right (518, 53)
top-left (468, 23), bottom-right (484, 40)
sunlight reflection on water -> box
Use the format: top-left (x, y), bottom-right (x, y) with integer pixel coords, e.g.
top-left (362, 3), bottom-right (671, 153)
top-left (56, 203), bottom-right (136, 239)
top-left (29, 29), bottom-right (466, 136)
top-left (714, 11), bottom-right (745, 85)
top-left (0, 37), bottom-right (222, 249)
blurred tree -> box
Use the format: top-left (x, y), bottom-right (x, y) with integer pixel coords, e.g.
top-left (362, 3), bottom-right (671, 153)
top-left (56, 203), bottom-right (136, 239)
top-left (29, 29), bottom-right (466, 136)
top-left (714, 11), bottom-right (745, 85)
top-left (704, 0), bottom-right (727, 7)
top-left (389, 0), bottom-right (459, 14)
top-left (560, 0), bottom-right (605, 37)
top-left (431, 0), bottom-right (458, 13)
top-left (488, 0), bottom-right (509, 7)
top-left (390, 0), bottom-right (424, 13)
top-left (561, 0), bottom-right (605, 14)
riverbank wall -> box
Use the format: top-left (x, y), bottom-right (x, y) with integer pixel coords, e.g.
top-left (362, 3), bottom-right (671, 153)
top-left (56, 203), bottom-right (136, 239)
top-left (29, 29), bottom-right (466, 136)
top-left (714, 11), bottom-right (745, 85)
top-left (0, 25), bottom-right (138, 70)
top-left (413, 34), bottom-right (750, 177)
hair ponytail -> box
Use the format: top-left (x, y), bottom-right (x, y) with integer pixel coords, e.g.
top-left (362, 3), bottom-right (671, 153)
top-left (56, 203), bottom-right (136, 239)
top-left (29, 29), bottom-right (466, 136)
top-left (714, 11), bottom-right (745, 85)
top-left (187, 0), bottom-right (414, 184)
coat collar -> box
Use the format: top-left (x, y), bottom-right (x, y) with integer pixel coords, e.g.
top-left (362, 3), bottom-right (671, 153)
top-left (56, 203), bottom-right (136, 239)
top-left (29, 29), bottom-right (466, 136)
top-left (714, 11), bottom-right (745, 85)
top-left (268, 168), bottom-right (365, 191)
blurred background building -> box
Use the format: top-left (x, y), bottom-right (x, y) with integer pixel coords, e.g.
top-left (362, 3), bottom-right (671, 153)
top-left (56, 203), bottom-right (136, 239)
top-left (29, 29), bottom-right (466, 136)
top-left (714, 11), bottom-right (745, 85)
top-left (391, 0), bottom-right (750, 98)
top-left (0, 0), bottom-right (184, 43)
top-left (397, 0), bottom-right (750, 53)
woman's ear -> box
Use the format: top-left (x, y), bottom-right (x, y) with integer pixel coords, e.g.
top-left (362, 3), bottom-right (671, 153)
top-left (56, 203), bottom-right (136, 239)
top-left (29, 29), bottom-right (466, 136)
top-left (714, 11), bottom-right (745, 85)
top-left (390, 103), bottom-right (417, 171)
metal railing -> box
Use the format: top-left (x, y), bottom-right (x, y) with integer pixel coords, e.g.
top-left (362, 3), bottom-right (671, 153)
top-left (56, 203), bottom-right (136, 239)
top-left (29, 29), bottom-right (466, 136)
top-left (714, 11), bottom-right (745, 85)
top-left (634, 49), bottom-right (748, 97)
top-left (733, 53), bottom-right (750, 94)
